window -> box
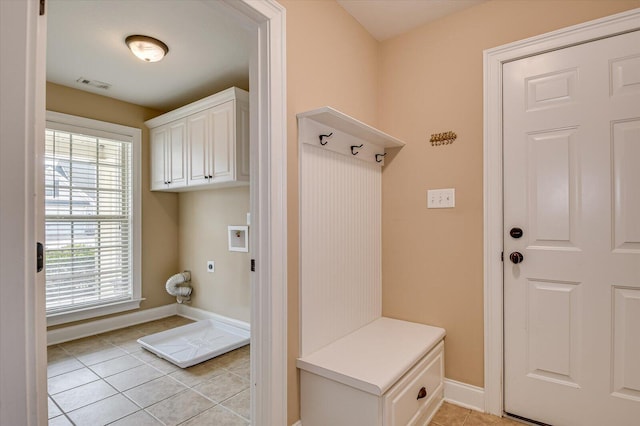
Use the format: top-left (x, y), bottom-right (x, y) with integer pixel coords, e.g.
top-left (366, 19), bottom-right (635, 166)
top-left (45, 112), bottom-right (141, 326)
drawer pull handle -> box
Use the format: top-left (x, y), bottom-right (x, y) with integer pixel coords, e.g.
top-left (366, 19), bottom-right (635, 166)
top-left (417, 387), bottom-right (427, 400)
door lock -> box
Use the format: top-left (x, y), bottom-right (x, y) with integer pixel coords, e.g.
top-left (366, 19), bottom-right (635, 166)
top-left (510, 227), bottom-right (523, 238)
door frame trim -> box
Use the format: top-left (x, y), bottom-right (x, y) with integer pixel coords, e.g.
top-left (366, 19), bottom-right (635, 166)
top-left (215, 2), bottom-right (289, 423)
top-left (0, 0), bottom-right (48, 423)
top-left (483, 8), bottom-right (640, 416)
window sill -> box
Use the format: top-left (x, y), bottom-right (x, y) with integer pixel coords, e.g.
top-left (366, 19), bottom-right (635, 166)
top-left (46, 298), bottom-right (144, 327)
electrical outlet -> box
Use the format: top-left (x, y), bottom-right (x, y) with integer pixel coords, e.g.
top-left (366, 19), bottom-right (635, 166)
top-left (207, 260), bottom-right (215, 273)
top-left (427, 188), bottom-right (455, 208)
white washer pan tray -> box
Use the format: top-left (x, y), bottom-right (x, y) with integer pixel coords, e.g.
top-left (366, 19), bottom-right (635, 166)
top-left (137, 319), bottom-right (250, 368)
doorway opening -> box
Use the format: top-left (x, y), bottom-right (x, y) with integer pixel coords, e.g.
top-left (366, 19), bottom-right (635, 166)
top-left (0, 0), bottom-right (286, 424)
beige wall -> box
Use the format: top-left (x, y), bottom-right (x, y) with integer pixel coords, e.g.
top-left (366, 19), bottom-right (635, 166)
top-left (46, 83), bottom-right (179, 326)
top-left (280, 0), bottom-right (380, 423)
top-left (281, 0), bottom-right (639, 421)
top-left (46, 0), bottom-right (640, 421)
top-left (178, 187), bottom-right (250, 322)
top-left (378, 0), bottom-right (639, 388)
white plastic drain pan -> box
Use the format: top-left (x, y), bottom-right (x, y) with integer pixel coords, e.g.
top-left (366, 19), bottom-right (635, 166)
top-left (137, 319), bottom-right (250, 368)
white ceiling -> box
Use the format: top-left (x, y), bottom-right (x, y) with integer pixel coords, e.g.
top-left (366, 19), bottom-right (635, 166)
top-left (47, 0), bottom-right (484, 112)
top-left (337, 0), bottom-right (486, 41)
top-left (47, 0), bottom-right (251, 112)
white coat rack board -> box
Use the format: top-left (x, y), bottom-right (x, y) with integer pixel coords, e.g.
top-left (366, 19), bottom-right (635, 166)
top-left (297, 107), bottom-right (405, 357)
top-left (297, 107), bottom-right (446, 426)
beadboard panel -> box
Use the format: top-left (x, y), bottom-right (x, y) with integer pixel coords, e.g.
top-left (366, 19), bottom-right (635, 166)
top-left (300, 143), bottom-right (381, 357)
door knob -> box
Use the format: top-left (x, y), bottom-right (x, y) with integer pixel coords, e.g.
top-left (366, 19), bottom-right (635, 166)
top-left (509, 252), bottom-right (524, 264)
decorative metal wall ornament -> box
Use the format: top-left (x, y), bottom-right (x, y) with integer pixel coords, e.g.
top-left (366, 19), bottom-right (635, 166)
top-left (430, 131), bottom-right (457, 146)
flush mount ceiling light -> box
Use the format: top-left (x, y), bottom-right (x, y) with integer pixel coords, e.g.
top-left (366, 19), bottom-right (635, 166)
top-left (125, 35), bottom-right (168, 63)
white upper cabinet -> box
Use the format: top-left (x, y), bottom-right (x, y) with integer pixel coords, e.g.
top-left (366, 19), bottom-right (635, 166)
top-left (146, 87), bottom-right (249, 192)
top-left (208, 101), bottom-right (234, 183)
top-left (150, 126), bottom-right (168, 190)
top-left (187, 110), bottom-right (209, 184)
top-left (150, 119), bottom-right (187, 191)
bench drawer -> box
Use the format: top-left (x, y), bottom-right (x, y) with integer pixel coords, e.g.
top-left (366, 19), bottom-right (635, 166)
top-left (384, 341), bottom-right (444, 425)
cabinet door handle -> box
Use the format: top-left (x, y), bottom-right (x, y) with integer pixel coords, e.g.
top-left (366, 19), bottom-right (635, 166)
top-left (208, 175), bottom-right (213, 179)
top-left (417, 387), bottom-right (427, 400)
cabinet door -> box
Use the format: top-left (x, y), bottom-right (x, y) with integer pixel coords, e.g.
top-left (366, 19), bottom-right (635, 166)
top-left (150, 126), bottom-right (167, 190)
top-left (187, 110), bottom-right (210, 185)
top-left (209, 100), bottom-right (234, 183)
top-left (236, 100), bottom-right (250, 182)
top-left (167, 119), bottom-right (187, 187)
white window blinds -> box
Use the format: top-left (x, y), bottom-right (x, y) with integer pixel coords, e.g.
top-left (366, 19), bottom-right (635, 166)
top-left (45, 126), bottom-right (134, 315)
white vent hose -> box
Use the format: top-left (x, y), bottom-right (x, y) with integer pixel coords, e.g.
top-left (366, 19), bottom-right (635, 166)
top-left (166, 271), bottom-right (192, 303)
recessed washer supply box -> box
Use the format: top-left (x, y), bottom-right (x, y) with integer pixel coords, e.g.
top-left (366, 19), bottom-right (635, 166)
top-left (297, 317), bottom-right (446, 426)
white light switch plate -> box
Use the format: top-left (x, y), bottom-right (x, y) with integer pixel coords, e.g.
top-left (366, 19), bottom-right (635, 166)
top-left (427, 188), bottom-right (455, 208)
top-left (207, 261), bottom-right (215, 273)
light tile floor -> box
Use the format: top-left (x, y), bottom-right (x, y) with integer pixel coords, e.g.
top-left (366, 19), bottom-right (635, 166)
top-left (49, 317), bottom-right (520, 426)
top-left (430, 402), bottom-right (523, 426)
top-left (48, 316), bottom-right (250, 426)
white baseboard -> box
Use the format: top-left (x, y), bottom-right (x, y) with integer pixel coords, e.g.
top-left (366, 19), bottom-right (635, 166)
top-left (47, 304), bottom-right (252, 346)
top-left (47, 304), bottom-right (177, 345)
top-left (444, 378), bottom-right (485, 412)
top-left (177, 304), bottom-right (250, 331)
top-left (291, 421), bottom-right (302, 426)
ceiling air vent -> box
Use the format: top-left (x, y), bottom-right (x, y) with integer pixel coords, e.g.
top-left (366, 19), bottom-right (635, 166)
top-left (76, 77), bottom-right (111, 90)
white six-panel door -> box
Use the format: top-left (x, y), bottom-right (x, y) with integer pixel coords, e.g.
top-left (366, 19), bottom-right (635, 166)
top-left (503, 30), bottom-right (640, 425)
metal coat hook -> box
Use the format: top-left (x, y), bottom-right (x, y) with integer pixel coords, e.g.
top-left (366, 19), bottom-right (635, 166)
top-left (351, 144), bottom-right (363, 155)
top-left (319, 133), bottom-right (333, 145)
top-left (375, 153), bottom-right (387, 163)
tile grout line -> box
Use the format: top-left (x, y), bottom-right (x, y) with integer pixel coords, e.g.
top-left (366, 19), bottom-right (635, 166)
top-left (49, 317), bottom-right (251, 425)
top-left (216, 400), bottom-right (250, 422)
top-left (60, 349), bottom-right (158, 423)
top-left (48, 392), bottom-right (75, 425)
top-left (168, 369), bottom-right (250, 422)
